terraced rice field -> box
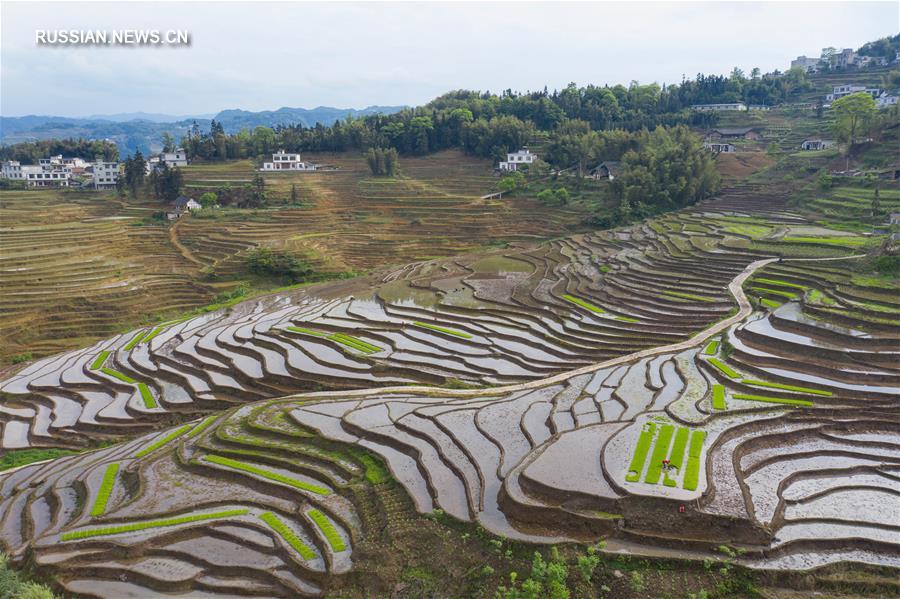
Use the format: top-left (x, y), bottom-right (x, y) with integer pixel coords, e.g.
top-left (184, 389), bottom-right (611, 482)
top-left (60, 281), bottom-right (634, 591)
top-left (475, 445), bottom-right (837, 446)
top-left (0, 181), bottom-right (897, 596)
top-left (0, 151), bottom-right (585, 362)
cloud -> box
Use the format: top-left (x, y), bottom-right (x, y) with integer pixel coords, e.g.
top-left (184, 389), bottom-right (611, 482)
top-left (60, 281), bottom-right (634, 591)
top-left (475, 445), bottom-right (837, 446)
top-left (2, 1), bottom-right (897, 116)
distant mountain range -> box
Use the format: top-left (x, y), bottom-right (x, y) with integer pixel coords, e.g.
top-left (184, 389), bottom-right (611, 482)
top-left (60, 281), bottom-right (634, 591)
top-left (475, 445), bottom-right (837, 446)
top-left (0, 105), bottom-right (406, 156)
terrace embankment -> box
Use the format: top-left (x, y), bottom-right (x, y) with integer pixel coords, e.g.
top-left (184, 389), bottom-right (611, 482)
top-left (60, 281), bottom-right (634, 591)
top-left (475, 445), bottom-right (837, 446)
top-left (0, 150), bottom-right (587, 362)
top-left (1, 181), bottom-right (897, 596)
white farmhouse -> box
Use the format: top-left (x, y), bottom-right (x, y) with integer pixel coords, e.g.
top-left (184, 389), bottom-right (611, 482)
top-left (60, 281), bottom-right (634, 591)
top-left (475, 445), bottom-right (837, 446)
top-left (800, 139), bottom-right (834, 151)
top-left (704, 142), bottom-right (736, 153)
top-left (876, 93), bottom-right (899, 109)
top-left (260, 150), bottom-right (318, 171)
top-left (825, 85), bottom-right (882, 102)
top-left (498, 148), bottom-right (536, 172)
top-left (92, 161), bottom-right (120, 189)
top-left (1, 161), bottom-right (25, 180)
top-left (161, 148), bottom-right (188, 167)
top-left (690, 103), bottom-right (747, 112)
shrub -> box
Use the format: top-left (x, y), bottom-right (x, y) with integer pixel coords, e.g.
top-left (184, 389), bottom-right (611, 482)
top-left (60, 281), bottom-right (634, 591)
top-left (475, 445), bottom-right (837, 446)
top-left (10, 352), bottom-right (32, 364)
top-left (245, 247), bottom-right (314, 283)
top-left (874, 255), bottom-right (900, 277)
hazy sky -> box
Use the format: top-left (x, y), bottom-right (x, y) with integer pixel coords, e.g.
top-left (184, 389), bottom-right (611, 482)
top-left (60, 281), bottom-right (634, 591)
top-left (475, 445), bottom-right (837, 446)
top-left (2, 1), bottom-right (898, 117)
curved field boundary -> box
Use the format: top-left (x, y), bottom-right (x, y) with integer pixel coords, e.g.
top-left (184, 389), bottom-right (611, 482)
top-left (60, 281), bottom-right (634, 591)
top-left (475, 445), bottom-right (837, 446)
top-left (282, 257), bottom-right (778, 404)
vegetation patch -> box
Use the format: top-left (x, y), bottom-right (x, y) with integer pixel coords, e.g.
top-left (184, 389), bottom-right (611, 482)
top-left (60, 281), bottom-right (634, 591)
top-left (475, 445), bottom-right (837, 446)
top-left (760, 298), bottom-right (781, 309)
top-left (285, 326), bottom-right (381, 354)
top-left (90, 463), bottom-right (120, 517)
top-left (707, 358), bottom-right (740, 379)
top-left (307, 509), bottom-right (346, 552)
top-left (137, 383), bottom-right (157, 409)
top-left (732, 394), bottom-right (814, 407)
top-left (751, 277), bottom-right (809, 290)
top-left (682, 431), bottom-right (707, 491)
top-left (61, 508), bottom-right (249, 541)
top-left (562, 294), bottom-right (605, 313)
top-left (741, 379), bottom-right (832, 396)
top-left (123, 330), bottom-right (147, 351)
top-left (661, 290), bottom-right (717, 303)
top-left (663, 427), bottom-right (690, 488)
top-left (259, 511), bottom-right (316, 560)
top-left (204, 454), bottom-right (331, 495)
top-left (100, 367), bottom-right (137, 384)
top-left (625, 422), bottom-right (656, 482)
top-left (703, 340), bottom-right (719, 356)
top-left (186, 414), bottom-right (220, 439)
top-left (712, 385), bottom-right (726, 410)
top-left (644, 424), bottom-right (675, 485)
top-left (135, 425), bottom-right (192, 458)
top-left (412, 321), bottom-right (472, 339)
top-left (0, 448), bottom-right (79, 472)
top-left (750, 286), bottom-right (799, 300)
top-left (89, 351), bottom-right (110, 370)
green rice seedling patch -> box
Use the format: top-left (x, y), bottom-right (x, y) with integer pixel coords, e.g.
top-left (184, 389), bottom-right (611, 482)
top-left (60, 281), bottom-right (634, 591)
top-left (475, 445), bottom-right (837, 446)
top-left (707, 358), bottom-right (740, 379)
top-left (781, 236), bottom-right (870, 248)
top-left (137, 383), bottom-right (157, 409)
top-left (90, 463), bottom-right (120, 517)
top-left (732, 394), bottom-right (814, 407)
top-left (663, 427), bottom-right (690, 487)
top-left (751, 277), bottom-right (808, 290)
top-left (615, 315), bottom-right (640, 323)
top-left (186, 414), bottom-right (220, 439)
top-left (260, 511), bottom-right (316, 560)
top-left (644, 424), bottom-right (675, 484)
top-left (703, 340), bottom-right (719, 356)
top-left (307, 509), bottom-right (346, 552)
top-left (286, 326), bottom-right (381, 353)
top-left (100, 367), bottom-right (137, 384)
top-left (61, 508), bottom-right (249, 541)
top-left (760, 298), bottom-right (781, 309)
top-left (204, 454), bottom-right (331, 495)
top-left (751, 286), bottom-right (799, 300)
top-left (724, 224), bottom-right (771, 238)
top-left (123, 330), bottom-right (147, 351)
top-left (712, 385), bottom-right (726, 410)
top-left (562, 294), bottom-right (605, 313)
top-left (741, 380), bottom-right (831, 396)
top-left (683, 431), bottom-right (707, 491)
top-left (135, 424), bottom-right (192, 458)
top-left (412, 321), bottom-right (472, 339)
top-left (89, 351), bottom-right (110, 370)
top-left (142, 325), bottom-right (168, 344)
top-left (661, 290), bottom-right (717, 303)
top-left (625, 422), bottom-right (656, 482)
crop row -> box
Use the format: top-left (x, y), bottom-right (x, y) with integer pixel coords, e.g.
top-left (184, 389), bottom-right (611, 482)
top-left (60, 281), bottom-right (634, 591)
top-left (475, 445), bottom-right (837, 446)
top-left (61, 508), bottom-right (249, 541)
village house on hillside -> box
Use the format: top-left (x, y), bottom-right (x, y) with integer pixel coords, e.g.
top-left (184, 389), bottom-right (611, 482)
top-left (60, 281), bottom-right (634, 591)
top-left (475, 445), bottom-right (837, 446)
top-left (690, 103), bottom-right (747, 112)
top-left (92, 161), bottom-right (120, 189)
top-left (166, 195), bottom-right (201, 219)
top-left (498, 148), bottom-right (536, 172)
top-left (710, 127), bottom-right (761, 140)
top-left (147, 148), bottom-right (189, 174)
top-left (825, 84), bottom-right (883, 102)
top-left (260, 150), bottom-right (318, 171)
top-left (704, 142), bottom-right (736, 153)
top-left (589, 161), bottom-right (621, 180)
top-left (800, 139), bottom-right (835, 151)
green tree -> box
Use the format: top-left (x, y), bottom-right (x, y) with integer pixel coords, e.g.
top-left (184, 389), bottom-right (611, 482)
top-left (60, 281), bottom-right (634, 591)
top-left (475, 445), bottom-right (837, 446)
top-left (830, 92), bottom-right (877, 147)
top-left (199, 192), bottom-right (218, 208)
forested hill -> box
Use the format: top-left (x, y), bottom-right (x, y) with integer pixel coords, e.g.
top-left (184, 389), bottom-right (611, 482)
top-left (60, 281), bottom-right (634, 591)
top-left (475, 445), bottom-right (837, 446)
top-left (0, 105), bottom-right (406, 156)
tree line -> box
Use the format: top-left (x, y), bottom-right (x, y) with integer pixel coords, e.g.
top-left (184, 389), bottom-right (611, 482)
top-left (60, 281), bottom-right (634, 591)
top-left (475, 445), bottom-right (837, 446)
top-left (0, 139), bottom-right (118, 163)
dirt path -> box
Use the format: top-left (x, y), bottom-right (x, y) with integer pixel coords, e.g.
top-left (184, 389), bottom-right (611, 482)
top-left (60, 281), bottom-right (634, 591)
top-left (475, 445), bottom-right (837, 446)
top-left (168, 218), bottom-right (205, 267)
top-left (294, 256), bottom-right (780, 403)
